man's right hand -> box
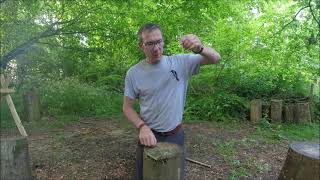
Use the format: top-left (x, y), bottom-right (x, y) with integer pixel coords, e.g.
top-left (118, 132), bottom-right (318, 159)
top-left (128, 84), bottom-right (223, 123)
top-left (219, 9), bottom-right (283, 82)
top-left (139, 125), bottom-right (157, 147)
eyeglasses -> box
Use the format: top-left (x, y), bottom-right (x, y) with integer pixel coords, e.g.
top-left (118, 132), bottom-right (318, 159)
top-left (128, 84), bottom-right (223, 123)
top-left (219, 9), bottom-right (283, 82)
top-left (144, 39), bottom-right (163, 49)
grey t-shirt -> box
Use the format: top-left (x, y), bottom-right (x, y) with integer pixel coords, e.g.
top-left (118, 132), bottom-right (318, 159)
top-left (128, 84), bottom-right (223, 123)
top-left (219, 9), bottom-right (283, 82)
top-left (124, 54), bottom-right (202, 132)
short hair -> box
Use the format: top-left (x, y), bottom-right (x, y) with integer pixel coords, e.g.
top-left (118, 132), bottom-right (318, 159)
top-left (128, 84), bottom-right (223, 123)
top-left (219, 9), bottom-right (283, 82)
top-left (138, 23), bottom-right (162, 44)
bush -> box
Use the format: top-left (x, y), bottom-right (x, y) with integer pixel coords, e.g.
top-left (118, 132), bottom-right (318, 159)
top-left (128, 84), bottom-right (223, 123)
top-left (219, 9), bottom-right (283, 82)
top-left (184, 91), bottom-right (249, 122)
top-left (40, 78), bottom-right (122, 117)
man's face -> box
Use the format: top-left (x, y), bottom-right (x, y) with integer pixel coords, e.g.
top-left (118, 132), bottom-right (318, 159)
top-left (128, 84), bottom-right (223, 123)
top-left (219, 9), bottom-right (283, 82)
top-left (140, 29), bottom-right (164, 64)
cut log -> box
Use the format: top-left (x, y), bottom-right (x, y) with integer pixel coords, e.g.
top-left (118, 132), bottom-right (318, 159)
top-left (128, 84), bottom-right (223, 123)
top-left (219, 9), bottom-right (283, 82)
top-left (284, 103), bottom-right (295, 122)
top-left (271, 99), bottom-right (283, 123)
top-left (250, 99), bottom-right (262, 123)
top-left (143, 142), bottom-right (183, 180)
top-left (23, 89), bottom-right (41, 122)
top-left (1, 137), bottom-right (32, 180)
top-left (295, 102), bottom-right (311, 123)
top-left (278, 142), bottom-right (319, 180)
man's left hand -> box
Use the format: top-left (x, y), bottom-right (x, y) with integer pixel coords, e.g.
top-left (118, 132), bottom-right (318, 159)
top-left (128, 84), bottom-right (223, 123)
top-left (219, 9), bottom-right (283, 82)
top-left (180, 34), bottom-right (203, 53)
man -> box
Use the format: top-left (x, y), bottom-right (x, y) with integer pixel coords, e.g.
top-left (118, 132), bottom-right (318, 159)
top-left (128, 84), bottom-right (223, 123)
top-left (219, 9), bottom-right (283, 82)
top-left (123, 23), bottom-right (220, 179)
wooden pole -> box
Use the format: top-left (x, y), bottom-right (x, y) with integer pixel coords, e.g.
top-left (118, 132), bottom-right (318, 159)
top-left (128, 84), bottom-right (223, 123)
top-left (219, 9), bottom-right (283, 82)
top-left (284, 103), bottom-right (295, 122)
top-left (295, 102), bottom-right (311, 123)
top-left (271, 99), bottom-right (283, 123)
top-left (1, 74), bottom-right (28, 137)
top-left (23, 89), bottom-right (41, 122)
top-left (250, 99), bottom-right (262, 123)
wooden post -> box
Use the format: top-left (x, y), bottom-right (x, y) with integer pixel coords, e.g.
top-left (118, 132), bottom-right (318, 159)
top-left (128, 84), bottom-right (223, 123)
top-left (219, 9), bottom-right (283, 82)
top-left (295, 102), bottom-right (311, 123)
top-left (1, 74), bottom-right (28, 137)
top-left (250, 99), bottom-right (262, 123)
top-left (284, 103), bottom-right (295, 122)
top-left (143, 142), bottom-right (183, 180)
top-left (1, 137), bottom-right (32, 180)
top-left (278, 142), bottom-right (319, 180)
top-left (23, 89), bottom-right (41, 122)
top-left (271, 99), bottom-right (283, 123)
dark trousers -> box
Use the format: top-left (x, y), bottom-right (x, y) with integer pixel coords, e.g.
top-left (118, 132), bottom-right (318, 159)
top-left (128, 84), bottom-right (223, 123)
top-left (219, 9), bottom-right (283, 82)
top-left (134, 129), bottom-right (185, 180)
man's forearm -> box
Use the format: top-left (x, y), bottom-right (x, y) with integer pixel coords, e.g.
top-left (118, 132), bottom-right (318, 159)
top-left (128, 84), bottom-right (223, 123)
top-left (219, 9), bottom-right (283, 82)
top-left (200, 47), bottom-right (221, 65)
top-left (123, 106), bottom-right (145, 129)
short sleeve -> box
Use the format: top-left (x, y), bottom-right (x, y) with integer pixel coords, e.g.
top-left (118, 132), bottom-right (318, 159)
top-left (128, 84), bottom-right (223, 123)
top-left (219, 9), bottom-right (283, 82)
top-left (124, 71), bottom-right (138, 100)
top-left (187, 54), bottom-right (202, 76)
top-left (177, 54), bottom-right (202, 78)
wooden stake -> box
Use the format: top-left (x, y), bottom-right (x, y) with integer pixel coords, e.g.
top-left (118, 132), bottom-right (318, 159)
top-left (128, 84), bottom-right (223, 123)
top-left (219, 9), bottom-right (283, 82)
top-left (1, 74), bottom-right (28, 137)
top-left (186, 157), bottom-right (212, 168)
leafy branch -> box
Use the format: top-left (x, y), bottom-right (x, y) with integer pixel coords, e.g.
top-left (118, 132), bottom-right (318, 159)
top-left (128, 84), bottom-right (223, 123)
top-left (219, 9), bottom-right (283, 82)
top-left (274, 6), bottom-right (309, 35)
top-left (275, 0), bottom-right (320, 35)
top-left (0, 6), bottom-right (102, 69)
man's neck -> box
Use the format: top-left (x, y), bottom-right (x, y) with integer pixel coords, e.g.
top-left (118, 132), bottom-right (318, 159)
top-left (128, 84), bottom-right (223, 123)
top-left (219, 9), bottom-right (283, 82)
top-left (145, 57), bottom-right (161, 64)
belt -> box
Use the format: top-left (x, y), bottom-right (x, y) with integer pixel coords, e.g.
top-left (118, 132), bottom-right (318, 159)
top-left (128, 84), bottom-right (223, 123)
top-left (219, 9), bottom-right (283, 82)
top-left (152, 124), bottom-right (182, 137)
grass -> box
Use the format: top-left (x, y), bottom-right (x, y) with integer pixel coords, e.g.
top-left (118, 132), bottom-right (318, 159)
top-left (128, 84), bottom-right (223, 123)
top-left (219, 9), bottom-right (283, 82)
top-left (210, 119), bottom-right (320, 179)
top-left (29, 115), bottom-right (80, 130)
top-left (250, 119), bottom-right (320, 143)
top-left (215, 139), bottom-right (251, 179)
top-left (1, 103), bottom-right (319, 179)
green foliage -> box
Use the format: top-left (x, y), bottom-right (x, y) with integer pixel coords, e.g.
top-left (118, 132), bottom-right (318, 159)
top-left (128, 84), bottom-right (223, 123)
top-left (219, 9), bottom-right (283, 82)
top-left (184, 91), bottom-right (249, 121)
top-left (1, 0), bottom-right (319, 123)
top-left (252, 118), bottom-right (320, 143)
top-left (40, 78), bottom-right (122, 117)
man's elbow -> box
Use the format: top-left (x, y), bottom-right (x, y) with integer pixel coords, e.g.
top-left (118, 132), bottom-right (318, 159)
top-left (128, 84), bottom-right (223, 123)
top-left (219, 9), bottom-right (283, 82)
top-left (213, 52), bottom-right (221, 63)
top-left (209, 53), bottom-right (220, 64)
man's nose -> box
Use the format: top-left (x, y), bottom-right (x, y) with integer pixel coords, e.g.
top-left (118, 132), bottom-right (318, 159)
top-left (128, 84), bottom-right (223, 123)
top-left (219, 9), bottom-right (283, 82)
top-left (152, 43), bottom-right (162, 50)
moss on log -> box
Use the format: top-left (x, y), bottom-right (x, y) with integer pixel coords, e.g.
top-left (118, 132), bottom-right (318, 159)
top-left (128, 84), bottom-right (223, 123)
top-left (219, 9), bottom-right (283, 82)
top-left (143, 142), bottom-right (182, 180)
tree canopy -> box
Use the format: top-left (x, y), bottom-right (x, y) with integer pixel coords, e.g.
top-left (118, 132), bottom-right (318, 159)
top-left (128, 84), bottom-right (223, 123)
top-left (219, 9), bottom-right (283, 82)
top-left (1, 0), bottom-right (319, 120)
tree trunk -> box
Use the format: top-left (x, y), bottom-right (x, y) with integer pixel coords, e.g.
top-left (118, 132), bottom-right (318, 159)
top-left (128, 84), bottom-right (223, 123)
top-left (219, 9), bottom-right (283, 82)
top-left (271, 99), bottom-right (283, 123)
top-left (284, 103), bottom-right (295, 122)
top-left (23, 89), bottom-right (41, 122)
top-left (250, 99), bottom-right (262, 123)
top-left (295, 102), bottom-right (311, 123)
top-left (278, 142), bottom-right (319, 180)
top-left (143, 142), bottom-right (182, 180)
top-left (1, 137), bottom-right (32, 180)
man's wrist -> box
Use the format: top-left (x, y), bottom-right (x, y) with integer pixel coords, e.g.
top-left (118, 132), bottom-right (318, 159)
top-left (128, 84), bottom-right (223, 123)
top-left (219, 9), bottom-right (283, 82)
top-left (193, 46), bottom-right (204, 54)
top-left (138, 122), bottom-right (146, 131)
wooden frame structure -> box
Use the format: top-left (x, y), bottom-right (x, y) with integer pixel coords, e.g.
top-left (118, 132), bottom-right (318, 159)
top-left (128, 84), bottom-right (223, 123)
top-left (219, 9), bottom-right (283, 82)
top-left (0, 74), bottom-right (28, 137)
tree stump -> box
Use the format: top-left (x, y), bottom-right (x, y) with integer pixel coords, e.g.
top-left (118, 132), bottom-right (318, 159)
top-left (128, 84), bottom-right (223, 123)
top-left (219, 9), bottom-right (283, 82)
top-left (143, 142), bottom-right (183, 180)
top-left (295, 102), bottom-right (311, 123)
top-left (278, 142), bottom-right (319, 180)
top-left (1, 137), bottom-right (32, 180)
top-left (284, 103), bottom-right (295, 122)
top-left (23, 89), bottom-right (41, 122)
top-left (271, 99), bottom-right (283, 123)
top-left (250, 99), bottom-right (262, 123)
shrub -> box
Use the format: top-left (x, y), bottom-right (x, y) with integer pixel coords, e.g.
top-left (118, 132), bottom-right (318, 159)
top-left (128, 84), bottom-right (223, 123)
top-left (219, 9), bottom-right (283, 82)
top-left (184, 91), bottom-right (249, 122)
top-left (40, 77), bottom-right (122, 117)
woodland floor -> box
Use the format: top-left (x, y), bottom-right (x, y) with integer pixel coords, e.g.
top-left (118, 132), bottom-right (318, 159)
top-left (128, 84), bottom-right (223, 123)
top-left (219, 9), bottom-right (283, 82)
top-left (1, 117), bottom-right (316, 180)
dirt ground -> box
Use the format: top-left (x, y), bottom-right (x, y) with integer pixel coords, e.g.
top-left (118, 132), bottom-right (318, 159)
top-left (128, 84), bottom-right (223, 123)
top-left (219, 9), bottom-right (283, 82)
top-left (2, 118), bottom-right (292, 179)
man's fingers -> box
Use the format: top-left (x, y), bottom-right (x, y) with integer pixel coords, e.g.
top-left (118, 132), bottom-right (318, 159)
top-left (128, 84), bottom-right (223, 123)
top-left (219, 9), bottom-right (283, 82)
top-left (139, 127), bottom-right (157, 147)
top-left (140, 136), bottom-right (146, 145)
top-left (140, 134), bottom-right (155, 147)
top-left (181, 35), bottom-right (201, 51)
top-left (153, 136), bottom-right (157, 145)
top-left (147, 136), bottom-right (153, 146)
